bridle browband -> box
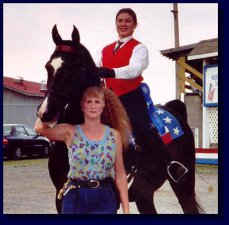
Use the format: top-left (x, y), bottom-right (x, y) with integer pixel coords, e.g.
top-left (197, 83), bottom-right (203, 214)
top-left (55, 45), bottom-right (77, 54)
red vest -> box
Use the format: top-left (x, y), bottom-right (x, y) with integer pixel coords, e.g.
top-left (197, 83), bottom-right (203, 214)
top-left (102, 38), bottom-right (143, 96)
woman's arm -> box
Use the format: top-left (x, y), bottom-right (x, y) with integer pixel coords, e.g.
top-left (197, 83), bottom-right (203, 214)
top-left (114, 44), bottom-right (149, 79)
top-left (113, 129), bottom-right (130, 214)
top-left (34, 118), bottom-right (73, 146)
top-left (96, 43), bottom-right (149, 80)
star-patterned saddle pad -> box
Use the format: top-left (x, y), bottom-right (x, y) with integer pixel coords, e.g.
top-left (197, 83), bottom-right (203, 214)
top-left (153, 106), bottom-right (184, 143)
top-left (140, 83), bottom-right (184, 145)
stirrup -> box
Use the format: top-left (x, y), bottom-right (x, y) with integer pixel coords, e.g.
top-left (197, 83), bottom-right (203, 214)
top-left (167, 161), bottom-right (188, 183)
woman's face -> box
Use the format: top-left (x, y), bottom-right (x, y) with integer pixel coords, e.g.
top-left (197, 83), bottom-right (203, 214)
top-left (115, 12), bottom-right (136, 38)
top-left (81, 94), bottom-right (105, 120)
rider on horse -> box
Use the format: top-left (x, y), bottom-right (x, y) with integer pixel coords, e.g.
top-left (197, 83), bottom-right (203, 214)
top-left (95, 8), bottom-right (187, 184)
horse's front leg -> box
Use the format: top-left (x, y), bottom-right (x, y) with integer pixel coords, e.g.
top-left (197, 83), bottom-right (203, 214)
top-left (128, 168), bottom-right (165, 214)
top-left (55, 189), bottom-right (63, 214)
top-left (135, 192), bottom-right (157, 214)
top-left (48, 142), bottom-right (69, 214)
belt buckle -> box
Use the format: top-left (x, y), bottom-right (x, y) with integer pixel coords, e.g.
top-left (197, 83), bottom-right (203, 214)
top-left (90, 180), bottom-right (100, 188)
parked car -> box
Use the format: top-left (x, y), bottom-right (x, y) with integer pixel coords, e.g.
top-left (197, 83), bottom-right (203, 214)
top-left (3, 124), bottom-right (51, 160)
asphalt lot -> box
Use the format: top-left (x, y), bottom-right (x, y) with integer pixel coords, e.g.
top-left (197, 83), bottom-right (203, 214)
top-left (3, 158), bottom-right (218, 214)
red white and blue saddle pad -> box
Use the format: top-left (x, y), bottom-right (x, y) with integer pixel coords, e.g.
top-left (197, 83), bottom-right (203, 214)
top-left (140, 83), bottom-right (184, 145)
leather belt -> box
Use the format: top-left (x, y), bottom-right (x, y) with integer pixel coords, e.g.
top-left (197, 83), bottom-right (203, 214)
top-left (69, 177), bottom-right (114, 188)
top-left (57, 177), bottom-right (115, 200)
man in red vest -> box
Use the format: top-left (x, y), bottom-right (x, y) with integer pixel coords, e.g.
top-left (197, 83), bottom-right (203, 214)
top-left (95, 8), bottom-right (187, 187)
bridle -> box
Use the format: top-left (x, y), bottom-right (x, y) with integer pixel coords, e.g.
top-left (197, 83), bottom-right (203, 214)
top-left (55, 45), bottom-right (78, 54)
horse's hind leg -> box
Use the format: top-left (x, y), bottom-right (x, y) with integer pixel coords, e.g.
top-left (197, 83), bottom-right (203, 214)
top-left (169, 173), bottom-right (200, 214)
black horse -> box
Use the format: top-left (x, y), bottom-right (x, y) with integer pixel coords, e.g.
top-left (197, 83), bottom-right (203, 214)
top-left (39, 25), bottom-right (204, 214)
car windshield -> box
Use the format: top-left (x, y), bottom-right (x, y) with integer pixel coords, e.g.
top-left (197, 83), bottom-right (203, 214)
top-left (3, 124), bottom-right (38, 137)
top-left (24, 126), bottom-right (37, 136)
top-left (3, 125), bottom-right (13, 135)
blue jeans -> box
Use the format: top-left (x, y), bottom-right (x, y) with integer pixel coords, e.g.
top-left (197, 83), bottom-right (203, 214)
top-left (62, 180), bottom-right (118, 214)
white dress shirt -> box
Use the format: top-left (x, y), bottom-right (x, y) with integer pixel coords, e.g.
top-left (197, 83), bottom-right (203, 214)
top-left (94, 36), bottom-right (149, 79)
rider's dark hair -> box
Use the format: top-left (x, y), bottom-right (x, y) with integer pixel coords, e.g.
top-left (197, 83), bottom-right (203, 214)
top-left (115, 8), bottom-right (137, 25)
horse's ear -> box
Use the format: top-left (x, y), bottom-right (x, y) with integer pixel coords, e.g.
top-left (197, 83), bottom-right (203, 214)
top-left (72, 25), bottom-right (80, 43)
top-left (52, 24), bottom-right (62, 45)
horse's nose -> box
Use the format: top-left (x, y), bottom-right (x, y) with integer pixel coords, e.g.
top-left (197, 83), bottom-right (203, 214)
top-left (45, 61), bottom-right (52, 71)
top-left (40, 111), bottom-right (57, 123)
top-left (45, 61), bottom-right (49, 69)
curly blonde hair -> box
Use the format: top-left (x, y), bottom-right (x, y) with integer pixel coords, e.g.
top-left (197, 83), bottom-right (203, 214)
top-left (81, 86), bottom-right (132, 148)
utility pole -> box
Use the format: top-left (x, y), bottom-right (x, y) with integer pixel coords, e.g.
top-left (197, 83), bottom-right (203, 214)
top-left (171, 3), bottom-right (180, 47)
top-left (171, 3), bottom-right (181, 99)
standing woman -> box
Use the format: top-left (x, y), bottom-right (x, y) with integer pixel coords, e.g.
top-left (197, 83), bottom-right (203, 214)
top-left (35, 86), bottom-right (130, 214)
top-left (95, 8), bottom-right (187, 185)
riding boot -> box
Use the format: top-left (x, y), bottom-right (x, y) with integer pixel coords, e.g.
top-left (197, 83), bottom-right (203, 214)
top-left (167, 161), bottom-right (188, 183)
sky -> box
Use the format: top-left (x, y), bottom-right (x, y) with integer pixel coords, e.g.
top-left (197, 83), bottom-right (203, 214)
top-left (3, 3), bottom-right (218, 104)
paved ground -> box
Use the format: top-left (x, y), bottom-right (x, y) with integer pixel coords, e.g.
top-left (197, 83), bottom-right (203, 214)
top-left (3, 158), bottom-right (218, 214)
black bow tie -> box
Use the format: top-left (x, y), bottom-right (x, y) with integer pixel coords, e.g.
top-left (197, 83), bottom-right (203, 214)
top-left (113, 41), bottom-right (124, 54)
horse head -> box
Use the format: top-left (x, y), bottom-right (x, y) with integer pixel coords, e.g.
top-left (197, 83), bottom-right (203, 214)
top-left (40, 25), bottom-right (101, 123)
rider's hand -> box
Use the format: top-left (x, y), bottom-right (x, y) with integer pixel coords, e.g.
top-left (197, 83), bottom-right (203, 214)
top-left (96, 67), bottom-right (115, 78)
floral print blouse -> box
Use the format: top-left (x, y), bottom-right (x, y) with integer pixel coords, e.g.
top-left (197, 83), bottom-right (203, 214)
top-left (67, 125), bottom-right (116, 180)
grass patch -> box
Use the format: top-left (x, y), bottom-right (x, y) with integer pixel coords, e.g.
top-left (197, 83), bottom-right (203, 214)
top-left (3, 158), bottom-right (48, 167)
top-left (196, 164), bottom-right (218, 174)
top-left (3, 159), bottom-right (218, 174)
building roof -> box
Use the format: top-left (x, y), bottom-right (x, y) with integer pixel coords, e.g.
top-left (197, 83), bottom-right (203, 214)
top-left (3, 76), bottom-right (46, 97)
top-left (160, 43), bottom-right (196, 60)
top-left (188, 38), bottom-right (218, 60)
top-left (160, 38), bottom-right (218, 61)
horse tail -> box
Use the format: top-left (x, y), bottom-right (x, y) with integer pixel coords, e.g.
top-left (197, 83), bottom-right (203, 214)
top-left (165, 99), bottom-right (188, 122)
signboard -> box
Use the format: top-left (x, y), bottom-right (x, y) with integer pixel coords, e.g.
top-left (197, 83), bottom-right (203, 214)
top-left (204, 64), bottom-right (218, 107)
